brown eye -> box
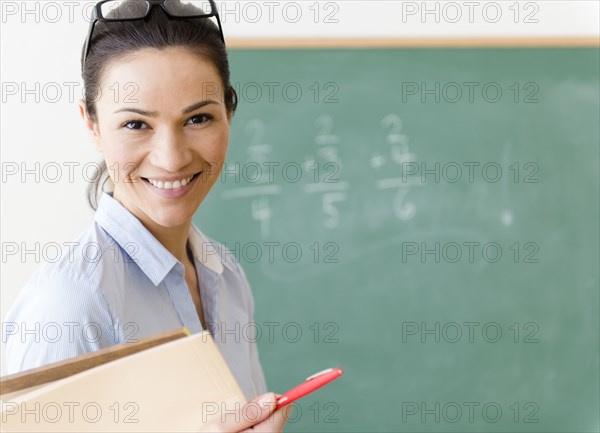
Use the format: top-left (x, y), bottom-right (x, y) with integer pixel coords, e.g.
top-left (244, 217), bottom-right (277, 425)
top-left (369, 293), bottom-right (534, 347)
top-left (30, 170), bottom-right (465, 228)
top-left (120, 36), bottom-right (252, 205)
top-left (123, 120), bottom-right (147, 130)
top-left (186, 114), bottom-right (213, 126)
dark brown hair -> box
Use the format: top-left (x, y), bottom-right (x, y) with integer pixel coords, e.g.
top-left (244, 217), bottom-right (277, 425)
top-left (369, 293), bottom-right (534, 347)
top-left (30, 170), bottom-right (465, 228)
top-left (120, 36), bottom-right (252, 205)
top-left (82, 0), bottom-right (237, 210)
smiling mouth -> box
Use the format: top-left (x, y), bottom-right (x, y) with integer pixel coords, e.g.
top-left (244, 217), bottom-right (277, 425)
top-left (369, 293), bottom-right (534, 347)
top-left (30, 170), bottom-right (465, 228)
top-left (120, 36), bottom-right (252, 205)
top-left (141, 172), bottom-right (201, 190)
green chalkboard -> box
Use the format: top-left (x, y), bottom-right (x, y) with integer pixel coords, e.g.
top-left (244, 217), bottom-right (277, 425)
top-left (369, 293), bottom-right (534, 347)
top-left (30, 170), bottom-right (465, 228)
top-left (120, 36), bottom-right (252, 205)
top-left (194, 47), bottom-right (600, 432)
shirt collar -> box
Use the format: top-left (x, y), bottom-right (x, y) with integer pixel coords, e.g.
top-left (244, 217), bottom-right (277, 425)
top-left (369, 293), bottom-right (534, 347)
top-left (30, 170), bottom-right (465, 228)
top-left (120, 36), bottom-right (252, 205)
top-left (94, 192), bottom-right (223, 286)
top-left (188, 224), bottom-right (224, 275)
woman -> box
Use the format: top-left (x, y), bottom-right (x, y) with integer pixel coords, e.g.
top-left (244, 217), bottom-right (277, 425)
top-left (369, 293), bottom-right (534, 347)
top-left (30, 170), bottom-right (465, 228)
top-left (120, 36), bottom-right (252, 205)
top-left (4, 0), bottom-right (288, 430)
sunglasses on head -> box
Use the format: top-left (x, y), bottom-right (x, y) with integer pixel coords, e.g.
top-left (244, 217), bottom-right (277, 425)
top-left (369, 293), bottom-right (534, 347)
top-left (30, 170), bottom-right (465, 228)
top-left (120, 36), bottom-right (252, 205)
top-left (81, 0), bottom-right (224, 70)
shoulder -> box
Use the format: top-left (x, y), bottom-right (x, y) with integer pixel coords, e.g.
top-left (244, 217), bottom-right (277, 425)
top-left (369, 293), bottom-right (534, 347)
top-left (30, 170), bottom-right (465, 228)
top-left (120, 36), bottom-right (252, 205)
top-left (29, 220), bottom-right (124, 285)
top-left (12, 221), bottom-right (124, 318)
top-left (3, 224), bottom-right (120, 373)
top-left (6, 261), bottom-right (112, 326)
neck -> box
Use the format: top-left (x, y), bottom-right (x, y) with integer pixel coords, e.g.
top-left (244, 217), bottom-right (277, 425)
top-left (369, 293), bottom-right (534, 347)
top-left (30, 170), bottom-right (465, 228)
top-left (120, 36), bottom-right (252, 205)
top-left (112, 193), bottom-right (193, 265)
top-left (143, 218), bottom-right (192, 265)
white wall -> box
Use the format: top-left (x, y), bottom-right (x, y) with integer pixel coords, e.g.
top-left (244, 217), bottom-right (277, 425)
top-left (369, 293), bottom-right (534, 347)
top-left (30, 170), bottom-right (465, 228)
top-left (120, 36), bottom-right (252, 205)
top-left (221, 0), bottom-right (599, 38)
top-left (1, 0), bottom-right (598, 374)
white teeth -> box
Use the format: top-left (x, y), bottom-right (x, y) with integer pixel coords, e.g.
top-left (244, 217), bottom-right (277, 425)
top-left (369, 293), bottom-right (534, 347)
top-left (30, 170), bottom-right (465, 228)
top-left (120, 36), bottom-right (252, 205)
top-left (148, 175), bottom-right (194, 190)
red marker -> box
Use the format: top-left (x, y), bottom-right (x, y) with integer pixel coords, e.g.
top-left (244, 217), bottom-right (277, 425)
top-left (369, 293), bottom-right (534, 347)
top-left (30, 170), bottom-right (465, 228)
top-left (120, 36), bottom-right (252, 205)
top-left (275, 367), bottom-right (344, 409)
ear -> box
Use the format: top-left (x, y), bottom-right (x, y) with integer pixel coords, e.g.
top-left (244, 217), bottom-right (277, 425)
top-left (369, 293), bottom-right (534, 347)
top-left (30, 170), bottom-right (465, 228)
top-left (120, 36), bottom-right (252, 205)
top-left (79, 99), bottom-right (102, 153)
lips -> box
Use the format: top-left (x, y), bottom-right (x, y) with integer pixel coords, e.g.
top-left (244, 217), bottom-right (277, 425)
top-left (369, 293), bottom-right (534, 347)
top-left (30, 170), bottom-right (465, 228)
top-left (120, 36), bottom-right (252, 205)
top-left (142, 173), bottom-right (198, 190)
top-left (141, 172), bottom-right (202, 199)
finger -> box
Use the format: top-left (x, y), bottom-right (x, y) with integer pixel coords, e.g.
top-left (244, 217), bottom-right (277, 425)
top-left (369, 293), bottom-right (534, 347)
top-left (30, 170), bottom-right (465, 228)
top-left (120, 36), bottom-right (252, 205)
top-left (217, 392), bottom-right (277, 432)
top-left (246, 404), bottom-right (291, 433)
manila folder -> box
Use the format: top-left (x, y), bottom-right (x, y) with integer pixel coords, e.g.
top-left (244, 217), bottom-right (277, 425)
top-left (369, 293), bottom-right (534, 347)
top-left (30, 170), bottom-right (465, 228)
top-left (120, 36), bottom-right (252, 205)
top-left (0, 331), bottom-right (247, 432)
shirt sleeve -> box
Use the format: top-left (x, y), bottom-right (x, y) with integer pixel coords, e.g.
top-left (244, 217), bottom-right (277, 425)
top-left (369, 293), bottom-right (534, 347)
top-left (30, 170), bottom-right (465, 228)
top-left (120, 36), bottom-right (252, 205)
top-left (247, 294), bottom-right (268, 396)
top-left (234, 259), bottom-right (269, 396)
top-left (2, 266), bottom-right (117, 375)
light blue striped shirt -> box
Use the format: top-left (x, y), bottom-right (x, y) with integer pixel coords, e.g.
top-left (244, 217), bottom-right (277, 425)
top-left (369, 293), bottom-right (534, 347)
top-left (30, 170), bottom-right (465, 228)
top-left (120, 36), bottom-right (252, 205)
top-left (2, 191), bottom-right (267, 400)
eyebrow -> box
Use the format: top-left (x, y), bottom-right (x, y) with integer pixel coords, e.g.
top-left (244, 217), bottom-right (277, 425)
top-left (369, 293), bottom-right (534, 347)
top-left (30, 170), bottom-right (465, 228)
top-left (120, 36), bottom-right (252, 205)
top-left (113, 100), bottom-right (220, 116)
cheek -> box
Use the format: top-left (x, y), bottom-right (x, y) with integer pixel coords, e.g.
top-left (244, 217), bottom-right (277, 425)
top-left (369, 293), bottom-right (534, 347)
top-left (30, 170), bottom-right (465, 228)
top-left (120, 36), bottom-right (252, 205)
top-left (99, 136), bottom-right (144, 182)
top-left (199, 128), bottom-right (229, 163)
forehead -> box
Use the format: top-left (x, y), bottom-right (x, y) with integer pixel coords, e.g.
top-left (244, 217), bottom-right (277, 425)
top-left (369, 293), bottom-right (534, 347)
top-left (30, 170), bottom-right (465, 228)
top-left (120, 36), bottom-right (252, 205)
top-left (99, 47), bottom-right (224, 107)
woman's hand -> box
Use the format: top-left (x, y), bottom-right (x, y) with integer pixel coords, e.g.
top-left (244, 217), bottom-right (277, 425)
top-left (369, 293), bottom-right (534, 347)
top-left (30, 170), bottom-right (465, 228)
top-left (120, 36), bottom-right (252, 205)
top-left (203, 392), bottom-right (290, 432)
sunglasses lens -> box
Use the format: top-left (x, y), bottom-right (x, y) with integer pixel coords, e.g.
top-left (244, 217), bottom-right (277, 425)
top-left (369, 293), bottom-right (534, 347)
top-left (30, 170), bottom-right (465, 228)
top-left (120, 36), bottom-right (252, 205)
top-left (100, 0), bottom-right (150, 20)
top-left (164, 0), bottom-right (215, 17)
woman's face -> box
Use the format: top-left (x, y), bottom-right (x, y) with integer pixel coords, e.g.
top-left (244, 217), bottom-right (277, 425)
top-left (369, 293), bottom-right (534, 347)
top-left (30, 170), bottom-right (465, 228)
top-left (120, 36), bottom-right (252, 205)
top-left (80, 47), bottom-right (230, 228)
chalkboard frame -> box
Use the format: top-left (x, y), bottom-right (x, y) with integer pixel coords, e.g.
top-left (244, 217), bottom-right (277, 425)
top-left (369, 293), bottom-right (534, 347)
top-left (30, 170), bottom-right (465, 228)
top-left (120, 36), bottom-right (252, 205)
top-left (227, 37), bottom-right (599, 49)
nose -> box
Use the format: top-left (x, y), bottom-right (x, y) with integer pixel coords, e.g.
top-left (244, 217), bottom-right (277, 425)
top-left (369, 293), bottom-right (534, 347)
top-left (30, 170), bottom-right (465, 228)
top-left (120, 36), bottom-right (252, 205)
top-left (148, 127), bottom-right (193, 173)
